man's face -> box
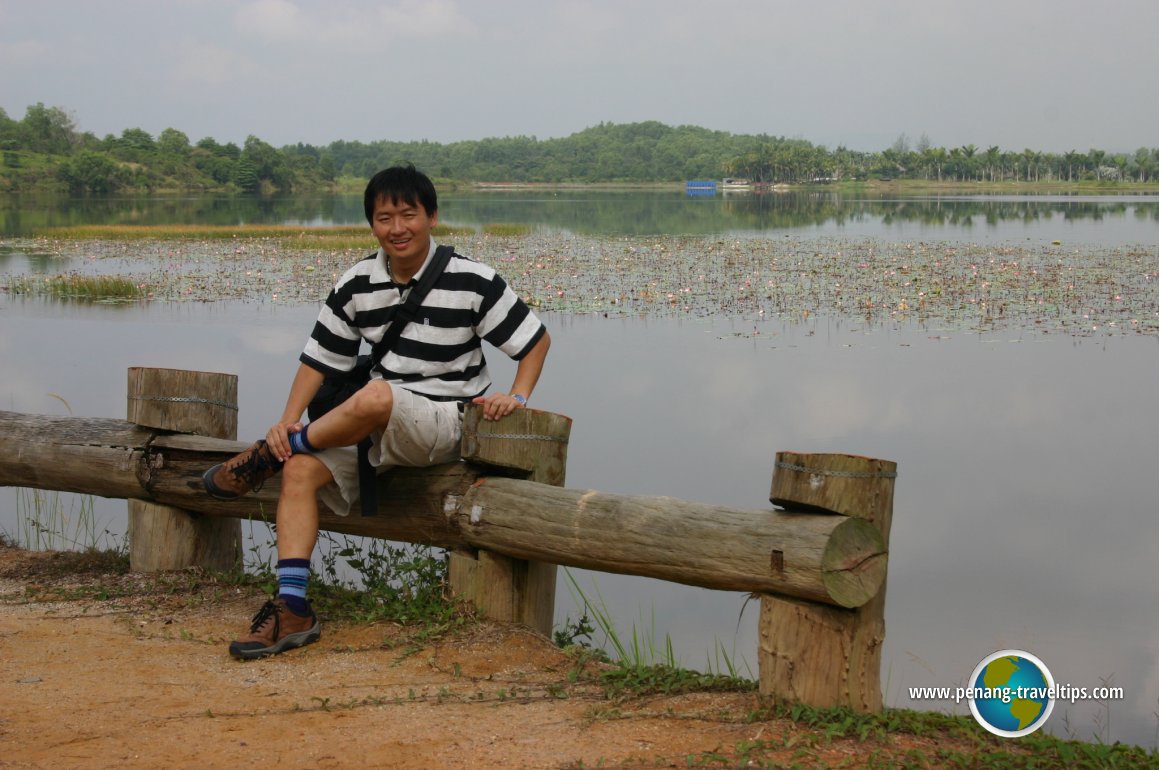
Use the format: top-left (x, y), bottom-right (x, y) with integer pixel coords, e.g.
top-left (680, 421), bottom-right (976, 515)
top-left (370, 194), bottom-right (438, 264)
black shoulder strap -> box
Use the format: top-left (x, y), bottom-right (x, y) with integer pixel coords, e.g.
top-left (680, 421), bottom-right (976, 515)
top-left (370, 244), bottom-right (454, 361)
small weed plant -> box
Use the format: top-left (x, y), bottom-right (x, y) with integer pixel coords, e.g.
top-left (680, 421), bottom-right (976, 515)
top-left (12, 487), bottom-right (123, 553)
top-left (556, 570), bottom-right (756, 699)
top-left (307, 532), bottom-right (464, 629)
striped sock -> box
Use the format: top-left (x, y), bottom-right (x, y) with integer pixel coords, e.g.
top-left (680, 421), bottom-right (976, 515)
top-left (277, 558), bottom-right (311, 616)
top-left (289, 425), bottom-right (317, 455)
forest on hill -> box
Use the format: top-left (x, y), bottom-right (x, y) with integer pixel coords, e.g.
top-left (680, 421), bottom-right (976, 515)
top-left (2, 102), bottom-right (1156, 195)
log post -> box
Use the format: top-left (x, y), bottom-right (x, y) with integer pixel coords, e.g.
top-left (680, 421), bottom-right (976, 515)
top-left (758, 451), bottom-right (897, 712)
top-left (448, 405), bottom-right (571, 636)
top-left (126, 368), bottom-right (242, 572)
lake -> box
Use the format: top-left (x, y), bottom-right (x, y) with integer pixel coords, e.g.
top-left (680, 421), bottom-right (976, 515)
top-left (3, 187), bottom-right (1159, 241)
top-left (1, 189), bottom-right (1157, 747)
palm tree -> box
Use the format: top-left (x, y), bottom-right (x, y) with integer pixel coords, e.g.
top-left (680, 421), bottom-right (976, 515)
top-left (947, 147), bottom-right (963, 181)
top-left (984, 146), bottom-right (1001, 182)
top-left (1111, 153), bottom-right (1129, 182)
top-left (1062, 150), bottom-right (1082, 182)
top-left (933, 147), bottom-right (948, 181)
top-left (1021, 149), bottom-right (1036, 182)
top-left (1133, 148), bottom-right (1152, 182)
top-left (959, 144), bottom-right (979, 181)
top-left (1087, 149), bottom-right (1107, 180)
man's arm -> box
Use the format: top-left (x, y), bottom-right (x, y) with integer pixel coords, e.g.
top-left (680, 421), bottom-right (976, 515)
top-left (474, 330), bottom-right (551, 421)
top-left (266, 362), bottom-right (326, 461)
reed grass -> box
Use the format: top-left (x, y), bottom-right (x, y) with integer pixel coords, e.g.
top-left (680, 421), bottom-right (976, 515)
top-left (31, 223), bottom-right (476, 242)
top-left (481, 223), bottom-right (533, 236)
top-left (25, 223), bottom-right (481, 262)
top-left (31, 224), bottom-right (365, 240)
top-left (6, 273), bottom-right (144, 301)
top-left (13, 488), bottom-right (122, 553)
top-left (284, 232), bottom-right (380, 251)
top-left (559, 570), bottom-right (755, 698)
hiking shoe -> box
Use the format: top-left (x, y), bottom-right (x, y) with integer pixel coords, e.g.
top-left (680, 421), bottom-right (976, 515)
top-left (202, 440), bottom-right (284, 500)
top-left (229, 599), bottom-right (321, 660)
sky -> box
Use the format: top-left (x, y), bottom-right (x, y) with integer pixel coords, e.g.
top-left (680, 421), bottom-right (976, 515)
top-left (2, 0), bottom-right (1157, 154)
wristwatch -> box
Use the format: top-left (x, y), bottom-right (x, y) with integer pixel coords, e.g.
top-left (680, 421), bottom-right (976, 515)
top-left (511, 394), bottom-right (527, 406)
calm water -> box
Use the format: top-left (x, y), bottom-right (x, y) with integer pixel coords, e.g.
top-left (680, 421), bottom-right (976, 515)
top-left (3, 188), bottom-right (1159, 242)
top-left (2, 192), bottom-right (1157, 746)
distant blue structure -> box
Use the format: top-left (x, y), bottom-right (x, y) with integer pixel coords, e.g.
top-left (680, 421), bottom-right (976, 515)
top-left (686, 180), bottom-right (717, 197)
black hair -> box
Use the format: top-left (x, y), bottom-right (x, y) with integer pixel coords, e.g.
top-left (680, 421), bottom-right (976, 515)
top-left (363, 164), bottom-right (438, 223)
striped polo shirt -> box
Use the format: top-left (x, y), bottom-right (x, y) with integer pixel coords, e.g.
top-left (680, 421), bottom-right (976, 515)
top-left (300, 240), bottom-right (546, 401)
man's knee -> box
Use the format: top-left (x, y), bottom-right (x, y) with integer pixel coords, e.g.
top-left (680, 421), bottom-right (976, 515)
top-left (282, 453), bottom-right (333, 492)
top-left (348, 379), bottom-right (394, 421)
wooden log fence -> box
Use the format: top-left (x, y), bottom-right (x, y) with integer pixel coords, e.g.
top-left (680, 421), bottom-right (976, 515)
top-left (126, 367), bottom-right (242, 573)
top-left (0, 368), bottom-right (896, 712)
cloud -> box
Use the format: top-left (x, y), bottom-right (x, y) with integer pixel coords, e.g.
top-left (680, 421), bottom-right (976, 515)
top-left (170, 42), bottom-right (259, 89)
top-left (234, 0), bottom-right (306, 42)
top-left (233, 0), bottom-right (475, 48)
top-left (369, 0), bottom-right (476, 36)
top-left (4, 0), bottom-right (1159, 150)
top-left (0, 38), bottom-right (53, 70)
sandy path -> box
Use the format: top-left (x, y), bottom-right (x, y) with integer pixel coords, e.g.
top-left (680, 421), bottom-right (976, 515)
top-left (0, 545), bottom-right (803, 769)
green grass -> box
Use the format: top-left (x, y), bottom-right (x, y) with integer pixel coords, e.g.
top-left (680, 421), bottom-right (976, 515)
top-left (6, 273), bottom-right (144, 302)
top-left (557, 570), bottom-right (756, 699)
top-left (14, 488), bottom-right (124, 551)
top-left (7, 395), bottom-right (125, 551)
top-left (302, 531), bottom-right (468, 629)
top-left (29, 222), bottom-right (478, 244)
top-left (553, 571), bottom-right (1159, 767)
top-left (20, 221), bottom-right (484, 257)
top-left (30, 223), bottom-right (346, 240)
top-left (481, 222), bottom-right (533, 236)
top-left (7, 488), bottom-right (464, 631)
top-left (688, 699), bottom-right (1159, 769)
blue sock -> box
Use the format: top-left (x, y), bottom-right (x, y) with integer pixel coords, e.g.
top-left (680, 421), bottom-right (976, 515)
top-left (277, 558), bottom-right (311, 615)
top-left (289, 425), bottom-right (317, 455)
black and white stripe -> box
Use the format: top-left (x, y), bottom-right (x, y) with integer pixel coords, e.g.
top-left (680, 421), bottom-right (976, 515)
top-left (301, 242), bottom-right (545, 401)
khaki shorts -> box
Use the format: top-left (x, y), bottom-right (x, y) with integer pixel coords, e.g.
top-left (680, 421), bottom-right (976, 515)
top-left (314, 384), bottom-right (463, 516)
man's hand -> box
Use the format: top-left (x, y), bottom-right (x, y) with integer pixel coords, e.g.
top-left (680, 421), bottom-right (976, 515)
top-left (472, 393), bottom-right (526, 422)
top-left (266, 421), bottom-right (305, 462)
top-left (475, 331), bottom-right (548, 422)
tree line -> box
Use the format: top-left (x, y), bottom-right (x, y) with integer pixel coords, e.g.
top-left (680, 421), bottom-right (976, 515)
top-left (1, 103), bottom-right (1155, 195)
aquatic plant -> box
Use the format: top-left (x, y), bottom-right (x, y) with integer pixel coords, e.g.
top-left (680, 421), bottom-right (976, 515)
top-left (5, 272), bottom-right (144, 302)
top-left (6, 231), bottom-right (1158, 336)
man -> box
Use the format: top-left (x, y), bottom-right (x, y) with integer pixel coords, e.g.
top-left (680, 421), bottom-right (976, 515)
top-left (202, 164), bottom-right (550, 660)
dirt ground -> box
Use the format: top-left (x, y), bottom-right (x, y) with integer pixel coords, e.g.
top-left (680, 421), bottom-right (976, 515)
top-left (0, 544), bottom-right (1016, 770)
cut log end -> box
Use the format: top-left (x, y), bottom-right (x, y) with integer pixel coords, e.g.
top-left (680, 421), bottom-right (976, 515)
top-left (820, 517), bottom-right (887, 608)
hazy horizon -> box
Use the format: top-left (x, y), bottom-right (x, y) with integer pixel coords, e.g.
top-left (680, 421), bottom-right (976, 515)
top-left (3, 0), bottom-right (1157, 155)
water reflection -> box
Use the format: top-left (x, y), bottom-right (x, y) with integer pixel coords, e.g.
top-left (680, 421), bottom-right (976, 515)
top-left (3, 190), bottom-right (1158, 242)
top-left (0, 245), bottom-right (61, 273)
top-left (0, 192), bottom-right (364, 235)
top-left (1, 299), bottom-right (1156, 746)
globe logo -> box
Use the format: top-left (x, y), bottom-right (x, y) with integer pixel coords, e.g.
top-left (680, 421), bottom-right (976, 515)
top-left (968, 650), bottom-right (1055, 737)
